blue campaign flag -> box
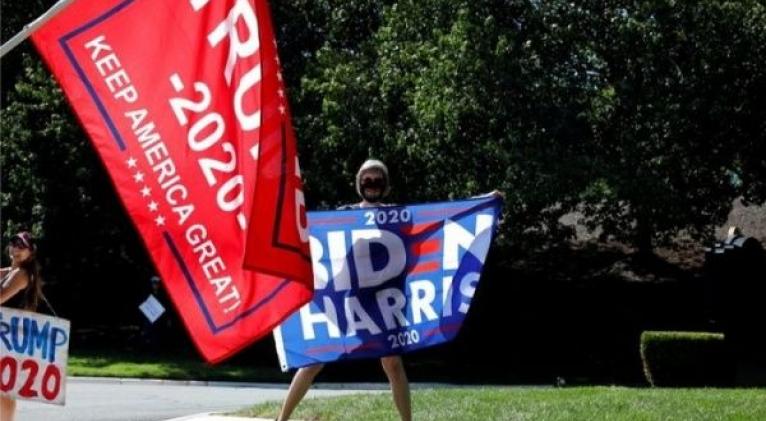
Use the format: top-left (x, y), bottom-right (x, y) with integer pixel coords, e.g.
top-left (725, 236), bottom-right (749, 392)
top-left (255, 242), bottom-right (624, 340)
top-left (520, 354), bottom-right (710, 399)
top-left (273, 195), bottom-right (502, 371)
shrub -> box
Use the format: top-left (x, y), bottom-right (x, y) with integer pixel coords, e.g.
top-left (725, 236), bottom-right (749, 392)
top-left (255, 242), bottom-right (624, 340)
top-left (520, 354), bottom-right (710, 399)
top-left (640, 331), bottom-right (732, 387)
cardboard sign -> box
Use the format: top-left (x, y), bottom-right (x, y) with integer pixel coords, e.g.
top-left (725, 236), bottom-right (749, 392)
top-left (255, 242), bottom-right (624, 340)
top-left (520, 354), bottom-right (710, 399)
top-left (0, 307), bottom-right (70, 405)
top-left (139, 294), bottom-right (166, 324)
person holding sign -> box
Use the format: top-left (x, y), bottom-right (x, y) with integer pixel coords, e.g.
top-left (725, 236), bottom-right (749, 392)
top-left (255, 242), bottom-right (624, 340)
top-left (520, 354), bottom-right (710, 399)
top-left (1, 231), bottom-right (44, 421)
top-left (277, 159), bottom-right (412, 421)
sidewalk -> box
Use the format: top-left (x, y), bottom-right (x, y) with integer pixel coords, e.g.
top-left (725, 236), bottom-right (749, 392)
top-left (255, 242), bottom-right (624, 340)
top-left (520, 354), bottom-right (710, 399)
top-left (161, 381), bottom-right (455, 421)
top-left (70, 376), bottom-right (394, 390)
top-left (18, 377), bottom-right (388, 421)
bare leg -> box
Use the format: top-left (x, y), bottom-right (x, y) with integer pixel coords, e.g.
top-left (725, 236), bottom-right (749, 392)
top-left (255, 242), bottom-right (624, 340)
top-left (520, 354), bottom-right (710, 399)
top-left (277, 364), bottom-right (324, 421)
top-left (381, 356), bottom-right (411, 421)
top-left (0, 395), bottom-right (16, 421)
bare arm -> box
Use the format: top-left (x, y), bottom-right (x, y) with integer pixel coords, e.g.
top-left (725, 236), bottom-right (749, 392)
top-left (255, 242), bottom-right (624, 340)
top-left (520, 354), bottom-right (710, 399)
top-left (0, 268), bottom-right (29, 304)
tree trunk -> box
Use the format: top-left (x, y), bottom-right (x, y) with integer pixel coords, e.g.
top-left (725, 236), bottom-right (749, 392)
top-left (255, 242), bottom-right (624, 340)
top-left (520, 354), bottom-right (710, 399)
top-left (635, 216), bottom-right (654, 258)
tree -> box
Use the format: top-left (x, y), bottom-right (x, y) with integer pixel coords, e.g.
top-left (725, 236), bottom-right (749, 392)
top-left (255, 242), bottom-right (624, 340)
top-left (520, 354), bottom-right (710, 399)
top-left (1, 56), bottom-right (154, 323)
top-left (572, 1), bottom-right (766, 252)
top-left (292, 0), bottom-right (766, 253)
top-left (1, 0), bottom-right (57, 106)
top-left (2, 0), bottom-right (765, 332)
top-left (294, 0), bottom-right (599, 248)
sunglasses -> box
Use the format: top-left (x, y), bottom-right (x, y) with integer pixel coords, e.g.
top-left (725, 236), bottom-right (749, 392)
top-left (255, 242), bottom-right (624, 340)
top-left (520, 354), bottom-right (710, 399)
top-left (9, 237), bottom-right (29, 249)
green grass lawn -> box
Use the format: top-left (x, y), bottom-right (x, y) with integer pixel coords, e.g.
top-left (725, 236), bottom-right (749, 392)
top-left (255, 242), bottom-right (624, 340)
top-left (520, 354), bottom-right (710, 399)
top-left (67, 351), bottom-right (765, 420)
top-left (237, 386), bottom-right (766, 421)
top-left (68, 350), bottom-right (290, 382)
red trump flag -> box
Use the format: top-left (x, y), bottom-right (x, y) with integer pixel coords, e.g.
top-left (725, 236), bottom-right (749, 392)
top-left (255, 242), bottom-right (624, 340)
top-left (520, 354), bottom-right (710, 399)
top-left (31, 0), bottom-right (313, 363)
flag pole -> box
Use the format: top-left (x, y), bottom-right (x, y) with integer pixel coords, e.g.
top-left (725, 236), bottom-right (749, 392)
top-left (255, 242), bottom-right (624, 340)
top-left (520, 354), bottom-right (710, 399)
top-left (0, 0), bottom-right (75, 59)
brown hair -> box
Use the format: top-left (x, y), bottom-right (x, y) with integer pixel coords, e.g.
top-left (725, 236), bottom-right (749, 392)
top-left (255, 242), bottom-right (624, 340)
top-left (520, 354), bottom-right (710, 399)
top-left (19, 257), bottom-right (43, 311)
top-left (10, 232), bottom-right (44, 311)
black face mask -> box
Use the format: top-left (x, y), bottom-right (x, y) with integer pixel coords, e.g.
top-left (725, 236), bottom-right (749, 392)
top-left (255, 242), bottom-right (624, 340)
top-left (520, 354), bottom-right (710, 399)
top-left (360, 177), bottom-right (386, 202)
top-left (361, 178), bottom-right (386, 190)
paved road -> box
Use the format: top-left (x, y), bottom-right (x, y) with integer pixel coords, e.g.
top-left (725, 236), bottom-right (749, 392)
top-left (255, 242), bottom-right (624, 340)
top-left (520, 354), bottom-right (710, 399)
top-left (16, 377), bottom-right (388, 421)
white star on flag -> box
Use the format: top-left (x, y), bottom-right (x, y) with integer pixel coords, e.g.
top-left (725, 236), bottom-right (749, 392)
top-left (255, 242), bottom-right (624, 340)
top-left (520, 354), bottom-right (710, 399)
top-left (250, 143), bottom-right (259, 160)
top-left (275, 54), bottom-right (280, 65)
top-left (133, 172), bottom-right (145, 182)
top-left (278, 105), bottom-right (286, 115)
top-left (127, 157), bottom-right (137, 168)
top-left (277, 71), bottom-right (283, 81)
top-left (278, 89), bottom-right (284, 98)
top-left (141, 186), bottom-right (151, 197)
top-left (148, 201), bottom-right (159, 212)
top-left (155, 215), bottom-right (165, 226)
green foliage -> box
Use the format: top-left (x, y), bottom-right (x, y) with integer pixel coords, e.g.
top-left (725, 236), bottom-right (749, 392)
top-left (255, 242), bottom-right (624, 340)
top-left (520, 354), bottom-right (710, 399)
top-left (0, 0), bottom-right (57, 106)
top-left (293, 0), bottom-right (598, 247)
top-left (288, 0), bottom-right (766, 251)
top-left (69, 350), bottom-right (289, 382)
top-left (574, 1), bottom-right (766, 251)
top-left (1, 0), bottom-right (765, 331)
top-left (640, 331), bottom-right (732, 387)
top-left (1, 56), bottom-right (154, 321)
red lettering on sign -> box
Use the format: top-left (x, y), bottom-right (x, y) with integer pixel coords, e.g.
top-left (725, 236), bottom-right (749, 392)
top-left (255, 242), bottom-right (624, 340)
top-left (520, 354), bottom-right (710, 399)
top-left (0, 356), bottom-right (17, 392)
top-left (18, 360), bottom-right (40, 398)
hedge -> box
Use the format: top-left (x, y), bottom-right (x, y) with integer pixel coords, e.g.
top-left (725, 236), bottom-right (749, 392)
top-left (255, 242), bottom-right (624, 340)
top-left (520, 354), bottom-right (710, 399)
top-left (640, 331), bottom-right (732, 387)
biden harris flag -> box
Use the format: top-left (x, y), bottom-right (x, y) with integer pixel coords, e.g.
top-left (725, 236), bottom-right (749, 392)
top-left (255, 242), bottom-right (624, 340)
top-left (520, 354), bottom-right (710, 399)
top-left (274, 195), bottom-right (502, 370)
top-left (30, 0), bottom-right (313, 363)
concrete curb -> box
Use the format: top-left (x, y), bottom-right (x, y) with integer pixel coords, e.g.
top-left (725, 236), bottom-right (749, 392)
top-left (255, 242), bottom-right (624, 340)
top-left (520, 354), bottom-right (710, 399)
top-left (67, 376), bottom-right (289, 388)
top-left (69, 376), bottom-right (452, 390)
top-left (163, 414), bottom-right (274, 421)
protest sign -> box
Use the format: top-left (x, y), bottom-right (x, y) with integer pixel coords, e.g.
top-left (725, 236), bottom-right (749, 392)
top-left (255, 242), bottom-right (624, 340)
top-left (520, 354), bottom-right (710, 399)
top-left (0, 307), bottom-right (70, 405)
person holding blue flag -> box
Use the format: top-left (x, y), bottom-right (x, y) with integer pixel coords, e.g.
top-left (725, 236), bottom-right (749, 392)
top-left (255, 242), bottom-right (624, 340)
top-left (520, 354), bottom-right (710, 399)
top-left (277, 159), bottom-right (413, 421)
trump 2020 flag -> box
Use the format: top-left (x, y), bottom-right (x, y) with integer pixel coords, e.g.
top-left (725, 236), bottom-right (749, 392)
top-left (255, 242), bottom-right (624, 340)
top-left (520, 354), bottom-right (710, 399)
top-left (31, 0), bottom-right (313, 363)
top-left (274, 195), bottom-right (502, 370)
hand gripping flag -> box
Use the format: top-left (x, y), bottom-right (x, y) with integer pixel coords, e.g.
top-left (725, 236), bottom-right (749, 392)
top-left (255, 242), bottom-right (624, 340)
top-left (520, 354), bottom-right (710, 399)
top-left (31, 0), bottom-right (313, 363)
top-left (274, 196), bottom-right (502, 370)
